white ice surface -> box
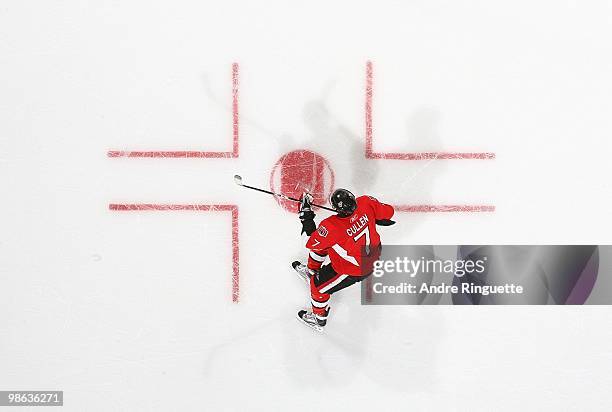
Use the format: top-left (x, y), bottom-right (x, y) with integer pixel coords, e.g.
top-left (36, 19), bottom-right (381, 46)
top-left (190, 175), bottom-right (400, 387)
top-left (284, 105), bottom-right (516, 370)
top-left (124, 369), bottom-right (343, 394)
top-left (1, 1), bottom-right (612, 411)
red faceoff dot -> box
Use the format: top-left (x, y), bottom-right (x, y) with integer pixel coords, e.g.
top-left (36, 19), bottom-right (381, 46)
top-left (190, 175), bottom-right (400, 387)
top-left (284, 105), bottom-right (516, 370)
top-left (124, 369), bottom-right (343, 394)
top-left (270, 149), bottom-right (335, 213)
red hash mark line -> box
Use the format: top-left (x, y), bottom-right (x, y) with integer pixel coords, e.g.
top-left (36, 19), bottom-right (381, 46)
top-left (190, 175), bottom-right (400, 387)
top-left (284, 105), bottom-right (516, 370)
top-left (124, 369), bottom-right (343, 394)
top-left (395, 205), bottom-right (495, 213)
top-left (109, 203), bottom-right (240, 303)
top-left (365, 60), bottom-right (496, 212)
top-left (365, 61), bottom-right (495, 160)
top-left (108, 63), bottom-right (240, 158)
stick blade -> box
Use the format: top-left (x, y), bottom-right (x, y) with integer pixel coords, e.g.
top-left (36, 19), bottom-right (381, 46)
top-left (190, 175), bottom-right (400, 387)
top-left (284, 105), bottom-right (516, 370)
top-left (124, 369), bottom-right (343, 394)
top-left (234, 174), bottom-right (243, 186)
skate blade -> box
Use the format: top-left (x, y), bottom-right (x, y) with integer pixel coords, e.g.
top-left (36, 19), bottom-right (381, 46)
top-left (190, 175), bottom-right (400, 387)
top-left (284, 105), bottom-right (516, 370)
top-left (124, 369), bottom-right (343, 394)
top-left (296, 313), bottom-right (324, 333)
top-left (292, 264), bottom-right (310, 284)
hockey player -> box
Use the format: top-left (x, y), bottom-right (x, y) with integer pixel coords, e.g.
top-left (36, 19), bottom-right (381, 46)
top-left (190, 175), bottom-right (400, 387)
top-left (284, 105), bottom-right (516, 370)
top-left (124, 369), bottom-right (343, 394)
top-left (293, 189), bottom-right (395, 331)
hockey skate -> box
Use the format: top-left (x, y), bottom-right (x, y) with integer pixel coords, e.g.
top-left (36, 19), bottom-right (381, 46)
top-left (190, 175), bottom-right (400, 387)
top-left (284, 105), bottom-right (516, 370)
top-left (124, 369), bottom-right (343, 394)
top-left (291, 261), bottom-right (313, 283)
top-left (297, 308), bottom-right (329, 332)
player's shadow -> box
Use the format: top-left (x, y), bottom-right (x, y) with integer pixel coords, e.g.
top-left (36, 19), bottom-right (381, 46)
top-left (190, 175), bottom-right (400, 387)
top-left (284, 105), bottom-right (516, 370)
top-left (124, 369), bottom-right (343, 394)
top-left (300, 96), bottom-right (447, 240)
top-left (301, 99), bottom-right (379, 194)
top-left (378, 106), bottom-right (448, 220)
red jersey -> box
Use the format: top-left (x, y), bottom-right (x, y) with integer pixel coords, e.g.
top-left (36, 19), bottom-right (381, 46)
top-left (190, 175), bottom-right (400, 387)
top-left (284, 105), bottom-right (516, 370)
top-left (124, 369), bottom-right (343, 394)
top-left (305, 196), bottom-right (394, 276)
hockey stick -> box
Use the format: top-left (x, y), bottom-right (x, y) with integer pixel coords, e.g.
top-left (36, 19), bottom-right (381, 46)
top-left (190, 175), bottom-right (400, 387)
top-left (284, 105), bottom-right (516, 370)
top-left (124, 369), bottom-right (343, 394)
top-left (233, 175), bottom-right (337, 212)
top-left (234, 175), bottom-right (396, 225)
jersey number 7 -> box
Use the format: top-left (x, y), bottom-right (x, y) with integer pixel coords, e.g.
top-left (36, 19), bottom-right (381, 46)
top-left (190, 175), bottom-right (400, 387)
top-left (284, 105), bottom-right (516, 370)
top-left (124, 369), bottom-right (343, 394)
top-left (355, 227), bottom-right (371, 254)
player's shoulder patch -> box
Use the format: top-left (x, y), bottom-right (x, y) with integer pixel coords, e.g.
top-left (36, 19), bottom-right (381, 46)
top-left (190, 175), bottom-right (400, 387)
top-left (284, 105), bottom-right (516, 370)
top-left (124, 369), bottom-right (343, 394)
top-left (317, 225), bottom-right (328, 237)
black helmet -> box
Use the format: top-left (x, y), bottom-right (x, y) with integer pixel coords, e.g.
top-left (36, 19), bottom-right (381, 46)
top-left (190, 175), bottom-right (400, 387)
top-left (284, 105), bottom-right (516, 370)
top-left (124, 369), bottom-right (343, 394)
top-left (330, 188), bottom-right (357, 217)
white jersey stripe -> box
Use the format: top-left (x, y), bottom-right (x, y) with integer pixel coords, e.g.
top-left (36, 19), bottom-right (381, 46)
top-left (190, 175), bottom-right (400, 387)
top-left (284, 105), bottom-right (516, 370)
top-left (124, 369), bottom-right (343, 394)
top-left (331, 244), bottom-right (359, 266)
top-left (309, 251), bottom-right (326, 263)
top-left (319, 274), bottom-right (349, 293)
top-left (311, 298), bottom-right (329, 308)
